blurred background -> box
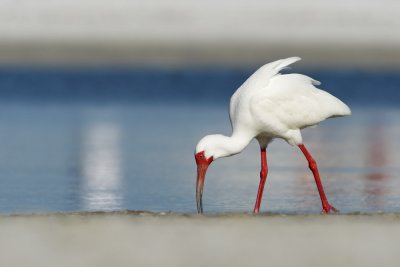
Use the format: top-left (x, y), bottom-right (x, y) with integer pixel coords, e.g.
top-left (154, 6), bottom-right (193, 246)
top-left (0, 0), bottom-right (399, 214)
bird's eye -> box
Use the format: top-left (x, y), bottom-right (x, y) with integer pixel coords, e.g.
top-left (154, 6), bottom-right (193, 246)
top-left (199, 154), bottom-right (203, 159)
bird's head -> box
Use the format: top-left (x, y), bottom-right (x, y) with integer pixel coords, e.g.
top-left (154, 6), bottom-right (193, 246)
top-left (194, 134), bottom-right (227, 214)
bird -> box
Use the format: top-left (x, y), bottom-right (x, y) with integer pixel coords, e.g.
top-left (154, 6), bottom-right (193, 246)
top-left (195, 57), bottom-right (351, 214)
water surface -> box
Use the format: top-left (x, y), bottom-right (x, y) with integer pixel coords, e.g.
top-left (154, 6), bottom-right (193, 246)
top-left (0, 68), bottom-right (398, 214)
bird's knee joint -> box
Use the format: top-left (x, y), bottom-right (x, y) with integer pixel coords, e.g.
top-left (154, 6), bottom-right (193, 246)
top-left (309, 160), bottom-right (317, 170)
top-left (260, 170), bottom-right (268, 179)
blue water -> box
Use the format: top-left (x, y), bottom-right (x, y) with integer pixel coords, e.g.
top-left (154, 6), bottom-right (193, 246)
top-left (0, 67), bottom-right (399, 214)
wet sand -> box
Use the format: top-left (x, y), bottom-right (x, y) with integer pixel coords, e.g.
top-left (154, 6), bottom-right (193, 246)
top-left (1, 212), bottom-right (399, 267)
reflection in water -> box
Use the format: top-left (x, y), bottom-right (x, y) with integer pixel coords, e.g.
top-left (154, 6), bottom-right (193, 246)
top-left (364, 122), bottom-right (388, 209)
top-left (366, 127), bottom-right (387, 181)
top-left (1, 104), bottom-right (400, 213)
top-left (81, 122), bottom-right (122, 211)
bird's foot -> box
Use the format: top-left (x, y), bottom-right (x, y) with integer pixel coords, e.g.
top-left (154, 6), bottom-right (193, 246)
top-left (321, 204), bottom-right (338, 214)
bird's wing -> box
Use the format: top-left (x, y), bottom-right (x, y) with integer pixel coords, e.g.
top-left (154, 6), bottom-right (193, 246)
top-left (230, 57), bottom-right (301, 127)
top-left (250, 74), bottom-right (351, 132)
top-left (243, 57), bottom-right (302, 90)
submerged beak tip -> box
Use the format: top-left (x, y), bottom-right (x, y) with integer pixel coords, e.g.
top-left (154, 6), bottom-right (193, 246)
top-left (196, 165), bottom-right (207, 214)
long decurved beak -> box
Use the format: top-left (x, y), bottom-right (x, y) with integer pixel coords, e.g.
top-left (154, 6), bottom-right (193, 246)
top-left (196, 163), bottom-right (208, 214)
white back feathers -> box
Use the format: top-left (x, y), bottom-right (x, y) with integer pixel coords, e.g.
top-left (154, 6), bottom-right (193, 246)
top-left (198, 57), bottom-right (351, 159)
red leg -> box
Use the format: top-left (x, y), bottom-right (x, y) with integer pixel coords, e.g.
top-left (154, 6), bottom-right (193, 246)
top-left (298, 144), bottom-right (337, 214)
top-left (253, 147), bottom-right (268, 213)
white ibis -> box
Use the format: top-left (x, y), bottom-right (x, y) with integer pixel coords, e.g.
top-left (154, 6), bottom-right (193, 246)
top-left (195, 57), bottom-right (351, 214)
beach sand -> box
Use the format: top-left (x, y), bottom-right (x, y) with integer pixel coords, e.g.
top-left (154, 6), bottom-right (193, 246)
top-left (1, 212), bottom-right (399, 267)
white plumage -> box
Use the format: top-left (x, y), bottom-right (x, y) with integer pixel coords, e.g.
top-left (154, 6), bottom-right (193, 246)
top-left (196, 57), bottom-right (351, 158)
top-left (195, 57), bottom-right (351, 214)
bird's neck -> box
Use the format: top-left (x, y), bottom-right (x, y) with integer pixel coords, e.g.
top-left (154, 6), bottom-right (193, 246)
top-left (214, 132), bottom-right (252, 159)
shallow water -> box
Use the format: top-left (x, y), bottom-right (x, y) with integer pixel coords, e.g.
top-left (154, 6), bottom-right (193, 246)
top-left (0, 101), bottom-right (398, 214)
top-left (0, 67), bottom-right (399, 214)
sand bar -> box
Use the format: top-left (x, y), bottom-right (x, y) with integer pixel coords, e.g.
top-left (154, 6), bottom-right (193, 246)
top-left (1, 212), bottom-right (400, 267)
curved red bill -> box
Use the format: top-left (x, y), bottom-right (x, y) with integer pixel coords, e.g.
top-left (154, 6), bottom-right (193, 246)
top-left (195, 151), bottom-right (213, 214)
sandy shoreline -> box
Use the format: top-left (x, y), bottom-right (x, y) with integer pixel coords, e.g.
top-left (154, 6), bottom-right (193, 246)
top-left (1, 211), bottom-right (400, 267)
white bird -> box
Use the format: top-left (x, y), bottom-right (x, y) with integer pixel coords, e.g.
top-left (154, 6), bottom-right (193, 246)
top-left (195, 57), bottom-right (351, 214)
